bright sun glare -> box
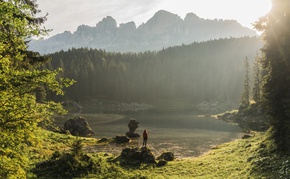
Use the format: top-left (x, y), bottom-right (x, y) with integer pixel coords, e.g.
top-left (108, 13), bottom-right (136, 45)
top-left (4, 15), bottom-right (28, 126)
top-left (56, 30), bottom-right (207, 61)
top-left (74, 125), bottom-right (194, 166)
top-left (37, 0), bottom-right (273, 37)
top-left (159, 0), bottom-right (272, 28)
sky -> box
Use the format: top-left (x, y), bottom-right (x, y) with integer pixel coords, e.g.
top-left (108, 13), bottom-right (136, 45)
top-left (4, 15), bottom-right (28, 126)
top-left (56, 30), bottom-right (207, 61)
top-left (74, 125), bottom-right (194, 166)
top-left (36, 0), bottom-right (272, 38)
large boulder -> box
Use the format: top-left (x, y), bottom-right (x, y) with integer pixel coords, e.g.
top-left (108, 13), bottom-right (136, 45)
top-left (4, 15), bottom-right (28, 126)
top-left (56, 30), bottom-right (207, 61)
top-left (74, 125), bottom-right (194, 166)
top-left (125, 131), bottom-right (140, 138)
top-left (157, 152), bottom-right (174, 161)
top-left (63, 116), bottom-right (94, 136)
top-left (125, 118), bottom-right (140, 138)
top-left (120, 147), bottom-right (156, 165)
top-left (128, 118), bottom-right (139, 132)
top-left (115, 135), bottom-right (130, 144)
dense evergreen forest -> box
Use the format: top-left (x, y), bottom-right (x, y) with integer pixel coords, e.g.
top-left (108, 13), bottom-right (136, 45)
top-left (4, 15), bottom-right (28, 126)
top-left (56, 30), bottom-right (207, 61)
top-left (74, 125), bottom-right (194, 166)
top-left (47, 37), bottom-right (262, 108)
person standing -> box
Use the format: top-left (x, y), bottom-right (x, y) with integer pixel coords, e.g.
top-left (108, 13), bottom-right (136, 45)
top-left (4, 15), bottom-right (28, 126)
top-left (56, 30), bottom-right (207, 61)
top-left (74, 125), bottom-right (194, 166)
top-left (142, 129), bottom-right (148, 147)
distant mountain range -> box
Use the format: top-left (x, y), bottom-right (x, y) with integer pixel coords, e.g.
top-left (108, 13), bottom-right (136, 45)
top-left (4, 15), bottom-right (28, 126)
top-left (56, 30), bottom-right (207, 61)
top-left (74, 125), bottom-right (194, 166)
top-left (29, 10), bottom-right (257, 54)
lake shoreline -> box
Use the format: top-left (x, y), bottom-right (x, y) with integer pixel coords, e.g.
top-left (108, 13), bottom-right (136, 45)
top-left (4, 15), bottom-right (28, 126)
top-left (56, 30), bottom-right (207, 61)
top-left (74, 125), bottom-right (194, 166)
top-left (54, 112), bottom-right (244, 159)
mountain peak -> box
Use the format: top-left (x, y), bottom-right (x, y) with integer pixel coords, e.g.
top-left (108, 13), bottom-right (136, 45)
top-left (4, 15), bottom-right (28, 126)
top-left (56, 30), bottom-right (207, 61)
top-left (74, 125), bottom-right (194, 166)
top-left (151, 10), bottom-right (181, 21)
top-left (141, 9), bottom-right (182, 32)
top-left (29, 10), bottom-right (257, 54)
top-left (154, 10), bottom-right (176, 16)
top-left (96, 16), bottom-right (117, 28)
top-left (184, 13), bottom-right (200, 21)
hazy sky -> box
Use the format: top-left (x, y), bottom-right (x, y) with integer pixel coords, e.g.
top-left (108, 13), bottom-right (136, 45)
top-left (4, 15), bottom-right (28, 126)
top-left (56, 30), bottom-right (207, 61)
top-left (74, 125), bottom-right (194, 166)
top-left (36, 0), bottom-right (272, 37)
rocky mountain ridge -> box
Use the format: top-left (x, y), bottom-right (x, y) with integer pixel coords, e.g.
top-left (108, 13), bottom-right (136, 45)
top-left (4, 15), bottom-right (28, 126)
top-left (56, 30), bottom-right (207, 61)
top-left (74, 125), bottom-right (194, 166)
top-left (29, 10), bottom-right (257, 54)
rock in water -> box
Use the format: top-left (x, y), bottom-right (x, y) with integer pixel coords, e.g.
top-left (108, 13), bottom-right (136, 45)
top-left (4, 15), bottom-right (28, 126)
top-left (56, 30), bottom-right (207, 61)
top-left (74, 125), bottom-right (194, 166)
top-left (115, 135), bottom-right (130, 143)
top-left (63, 116), bottom-right (94, 136)
top-left (125, 131), bottom-right (140, 138)
top-left (128, 118), bottom-right (139, 132)
top-left (125, 118), bottom-right (140, 138)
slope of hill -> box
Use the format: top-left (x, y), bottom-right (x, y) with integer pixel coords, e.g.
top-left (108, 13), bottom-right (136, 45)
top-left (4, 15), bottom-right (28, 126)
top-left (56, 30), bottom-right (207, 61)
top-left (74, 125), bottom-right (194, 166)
top-left (46, 37), bottom-right (262, 112)
top-left (29, 10), bottom-right (257, 54)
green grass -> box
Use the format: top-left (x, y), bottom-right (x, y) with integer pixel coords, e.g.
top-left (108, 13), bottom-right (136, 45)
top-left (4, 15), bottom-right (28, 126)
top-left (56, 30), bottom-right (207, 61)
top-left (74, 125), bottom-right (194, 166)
top-left (26, 129), bottom-right (98, 176)
top-left (132, 133), bottom-right (260, 179)
top-left (26, 129), bottom-right (289, 179)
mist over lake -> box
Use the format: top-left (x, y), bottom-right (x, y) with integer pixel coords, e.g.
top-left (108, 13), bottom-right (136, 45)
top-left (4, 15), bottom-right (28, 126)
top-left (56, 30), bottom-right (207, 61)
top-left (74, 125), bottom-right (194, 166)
top-left (55, 112), bottom-right (244, 158)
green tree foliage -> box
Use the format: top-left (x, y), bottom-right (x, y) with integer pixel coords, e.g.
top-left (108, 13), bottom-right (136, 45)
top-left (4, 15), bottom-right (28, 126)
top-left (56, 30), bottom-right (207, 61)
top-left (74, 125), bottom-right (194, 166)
top-left (0, 0), bottom-right (73, 177)
top-left (255, 0), bottom-right (290, 152)
top-left (252, 53), bottom-right (262, 105)
top-left (240, 57), bottom-right (251, 108)
top-left (48, 37), bottom-right (262, 107)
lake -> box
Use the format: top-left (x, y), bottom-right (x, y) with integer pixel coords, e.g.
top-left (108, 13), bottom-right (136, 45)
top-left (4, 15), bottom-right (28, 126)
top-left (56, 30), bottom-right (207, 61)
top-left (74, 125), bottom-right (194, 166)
top-left (54, 112), bottom-right (244, 158)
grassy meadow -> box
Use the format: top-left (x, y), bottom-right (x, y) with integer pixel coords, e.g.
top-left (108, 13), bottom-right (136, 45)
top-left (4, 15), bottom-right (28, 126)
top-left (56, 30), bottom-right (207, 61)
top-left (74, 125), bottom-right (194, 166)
top-left (26, 128), bottom-right (288, 179)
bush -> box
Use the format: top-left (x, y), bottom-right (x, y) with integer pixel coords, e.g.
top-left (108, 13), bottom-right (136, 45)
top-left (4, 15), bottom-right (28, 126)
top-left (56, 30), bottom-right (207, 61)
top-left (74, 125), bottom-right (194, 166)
top-left (32, 139), bottom-right (101, 178)
top-left (33, 151), bottom-right (100, 179)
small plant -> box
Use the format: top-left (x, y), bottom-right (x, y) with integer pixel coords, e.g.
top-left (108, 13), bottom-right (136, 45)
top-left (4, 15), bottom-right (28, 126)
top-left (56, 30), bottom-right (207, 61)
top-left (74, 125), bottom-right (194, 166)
top-left (32, 137), bottom-right (99, 178)
top-left (278, 158), bottom-right (290, 178)
top-left (71, 137), bottom-right (84, 157)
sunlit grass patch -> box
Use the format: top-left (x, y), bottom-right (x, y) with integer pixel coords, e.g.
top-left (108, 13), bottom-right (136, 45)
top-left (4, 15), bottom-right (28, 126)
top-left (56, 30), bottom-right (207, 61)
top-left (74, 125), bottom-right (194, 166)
top-left (26, 128), bottom-right (288, 178)
top-left (27, 129), bottom-right (98, 164)
top-left (134, 132), bottom-right (269, 178)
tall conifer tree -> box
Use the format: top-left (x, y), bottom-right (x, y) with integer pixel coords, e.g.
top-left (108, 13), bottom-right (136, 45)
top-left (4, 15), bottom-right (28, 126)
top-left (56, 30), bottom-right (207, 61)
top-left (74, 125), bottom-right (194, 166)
top-left (255, 0), bottom-right (290, 152)
top-left (240, 57), bottom-right (250, 108)
top-left (252, 53), bottom-right (262, 105)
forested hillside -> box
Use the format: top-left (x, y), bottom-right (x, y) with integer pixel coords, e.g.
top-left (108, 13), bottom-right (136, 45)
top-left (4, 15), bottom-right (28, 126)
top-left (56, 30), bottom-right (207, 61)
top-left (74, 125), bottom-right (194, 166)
top-left (47, 37), bottom-right (262, 109)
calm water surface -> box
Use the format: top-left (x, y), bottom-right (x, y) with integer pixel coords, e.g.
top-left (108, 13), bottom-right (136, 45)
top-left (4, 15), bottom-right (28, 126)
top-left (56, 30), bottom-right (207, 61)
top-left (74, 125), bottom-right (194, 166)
top-left (55, 113), bottom-right (244, 158)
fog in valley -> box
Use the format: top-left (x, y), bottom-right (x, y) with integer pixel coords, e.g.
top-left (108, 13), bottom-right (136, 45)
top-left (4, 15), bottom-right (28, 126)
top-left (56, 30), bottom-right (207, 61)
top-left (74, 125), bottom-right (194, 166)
top-left (47, 36), bottom-right (262, 157)
top-left (14, 1), bottom-right (267, 161)
top-left (54, 113), bottom-right (244, 158)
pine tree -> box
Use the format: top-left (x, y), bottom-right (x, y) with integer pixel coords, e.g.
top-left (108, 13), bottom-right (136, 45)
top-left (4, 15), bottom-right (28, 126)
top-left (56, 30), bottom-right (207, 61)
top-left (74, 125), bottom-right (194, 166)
top-left (240, 57), bottom-right (250, 109)
top-left (252, 53), bottom-right (262, 105)
top-left (255, 0), bottom-right (290, 152)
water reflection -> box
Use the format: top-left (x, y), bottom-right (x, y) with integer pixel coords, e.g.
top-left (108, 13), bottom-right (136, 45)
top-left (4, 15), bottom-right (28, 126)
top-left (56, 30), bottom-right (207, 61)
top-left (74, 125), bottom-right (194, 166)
top-left (55, 113), bottom-right (244, 158)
